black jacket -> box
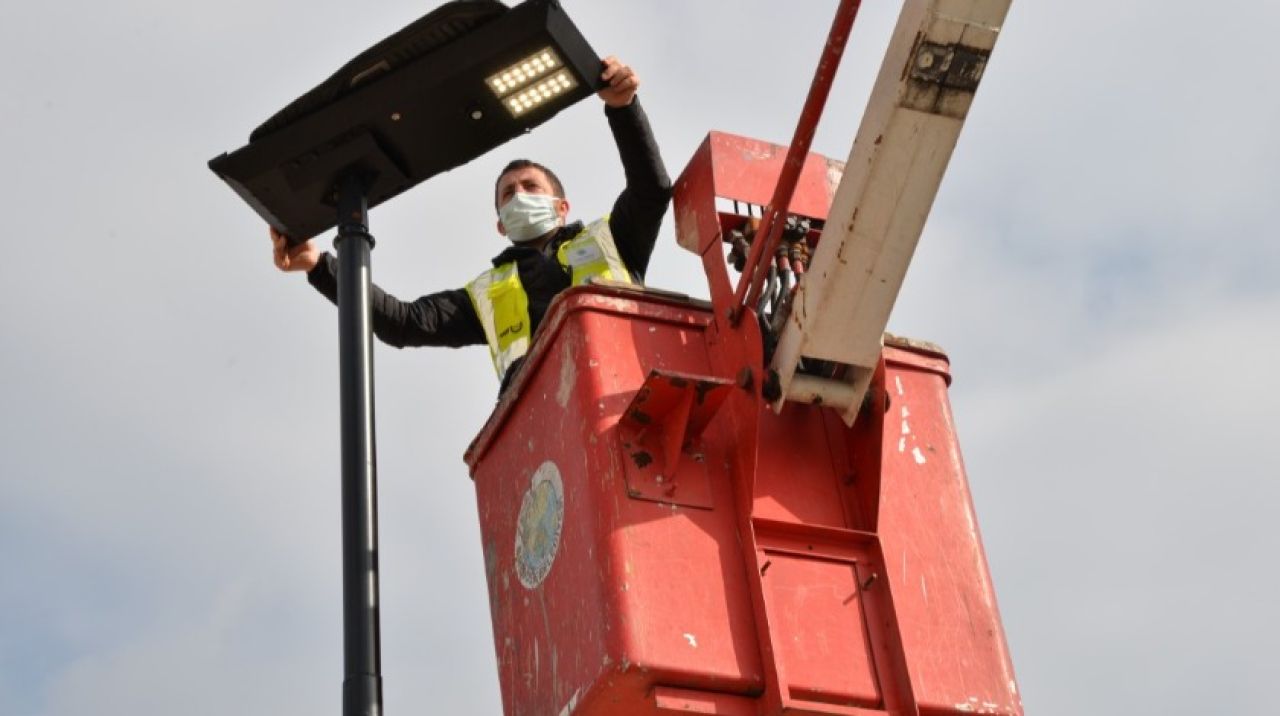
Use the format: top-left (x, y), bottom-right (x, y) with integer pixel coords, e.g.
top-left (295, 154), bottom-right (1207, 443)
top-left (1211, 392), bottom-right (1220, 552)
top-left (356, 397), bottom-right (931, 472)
top-left (306, 99), bottom-right (672, 360)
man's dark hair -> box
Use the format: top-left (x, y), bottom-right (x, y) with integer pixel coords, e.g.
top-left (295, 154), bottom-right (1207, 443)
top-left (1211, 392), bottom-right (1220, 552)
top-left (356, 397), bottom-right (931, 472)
top-left (494, 159), bottom-right (566, 211)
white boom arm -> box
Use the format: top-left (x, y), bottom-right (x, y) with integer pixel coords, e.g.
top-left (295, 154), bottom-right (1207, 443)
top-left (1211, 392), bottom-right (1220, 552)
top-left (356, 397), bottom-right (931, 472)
top-left (770, 0), bottom-right (1012, 425)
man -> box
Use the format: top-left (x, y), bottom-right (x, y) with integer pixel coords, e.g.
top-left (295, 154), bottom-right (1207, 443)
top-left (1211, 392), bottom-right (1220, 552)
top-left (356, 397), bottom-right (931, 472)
top-left (271, 57), bottom-right (671, 391)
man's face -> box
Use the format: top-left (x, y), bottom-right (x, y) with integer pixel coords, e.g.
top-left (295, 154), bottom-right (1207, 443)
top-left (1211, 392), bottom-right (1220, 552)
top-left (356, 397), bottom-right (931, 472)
top-left (495, 165), bottom-right (570, 237)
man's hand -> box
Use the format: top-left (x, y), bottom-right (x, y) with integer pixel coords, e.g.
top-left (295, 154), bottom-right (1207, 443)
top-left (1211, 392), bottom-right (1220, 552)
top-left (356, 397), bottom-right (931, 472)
top-left (271, 227), bottom-right (321, 273)
top-left (597, 56), bottom-right (639, 109)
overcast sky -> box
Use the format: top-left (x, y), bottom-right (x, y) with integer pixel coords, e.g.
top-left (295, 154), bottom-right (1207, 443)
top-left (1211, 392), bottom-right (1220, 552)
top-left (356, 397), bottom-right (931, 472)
top-left (2, 1), bottom-right (1277, 714)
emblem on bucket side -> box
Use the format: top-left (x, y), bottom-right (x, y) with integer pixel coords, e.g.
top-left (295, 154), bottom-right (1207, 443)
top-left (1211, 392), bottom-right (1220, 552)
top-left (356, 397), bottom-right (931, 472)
top-left (514, 460), bottom-right (564, 589)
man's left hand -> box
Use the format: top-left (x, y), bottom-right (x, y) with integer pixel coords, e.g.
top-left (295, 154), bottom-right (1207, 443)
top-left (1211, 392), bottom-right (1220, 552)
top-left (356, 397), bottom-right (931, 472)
top-left (597, 56), bottom-right (639, 109)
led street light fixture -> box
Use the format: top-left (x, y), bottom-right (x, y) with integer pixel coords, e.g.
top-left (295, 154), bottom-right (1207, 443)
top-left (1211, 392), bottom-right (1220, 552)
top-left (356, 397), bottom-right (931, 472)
top-left (208, 0), bottom-right (602, 243)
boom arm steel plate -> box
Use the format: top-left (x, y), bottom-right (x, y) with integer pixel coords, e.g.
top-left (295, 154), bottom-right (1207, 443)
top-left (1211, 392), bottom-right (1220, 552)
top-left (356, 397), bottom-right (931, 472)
top-left (770, 0), bottom-right (1012, 425)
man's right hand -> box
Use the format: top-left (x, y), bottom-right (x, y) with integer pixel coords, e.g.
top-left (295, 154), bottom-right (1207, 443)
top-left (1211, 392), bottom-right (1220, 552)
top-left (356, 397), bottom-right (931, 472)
top-left (271, 227), bottom-right (321, 273)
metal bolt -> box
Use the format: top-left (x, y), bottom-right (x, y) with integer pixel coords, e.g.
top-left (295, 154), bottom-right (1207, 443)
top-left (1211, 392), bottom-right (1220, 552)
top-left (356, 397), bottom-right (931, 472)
top-left (917, 51), bottom-right (935, 70)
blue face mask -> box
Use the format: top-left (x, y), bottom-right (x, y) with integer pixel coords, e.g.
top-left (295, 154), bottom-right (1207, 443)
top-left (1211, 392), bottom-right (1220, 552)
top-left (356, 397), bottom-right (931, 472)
top-left (499, 192), bottom-right (563, 243)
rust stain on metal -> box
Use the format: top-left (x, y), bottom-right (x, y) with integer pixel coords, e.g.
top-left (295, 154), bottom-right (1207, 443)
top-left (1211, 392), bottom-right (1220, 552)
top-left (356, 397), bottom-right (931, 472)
top-left (628, 408), bottom-right (652, 426)
top-left (902, 31), bottom-right (926, 81)
top-left (903, 39), bottom-right (991, 119)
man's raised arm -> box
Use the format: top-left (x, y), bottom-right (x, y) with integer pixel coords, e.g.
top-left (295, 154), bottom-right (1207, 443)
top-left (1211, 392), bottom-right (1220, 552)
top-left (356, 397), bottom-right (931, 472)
top-left (596, 57), bottom-right (673, 282)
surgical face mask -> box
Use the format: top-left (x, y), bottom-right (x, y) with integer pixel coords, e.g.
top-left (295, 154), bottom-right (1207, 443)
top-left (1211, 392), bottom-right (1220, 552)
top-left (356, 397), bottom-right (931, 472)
top-left (499, 192), bottom-right (563, 243)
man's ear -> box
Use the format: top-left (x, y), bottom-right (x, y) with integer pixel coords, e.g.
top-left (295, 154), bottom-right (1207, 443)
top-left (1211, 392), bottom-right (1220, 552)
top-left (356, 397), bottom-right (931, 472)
top-left (496, 218), bottom-right (507, 236)
top-left (556, 198), bottom-right (571, 221)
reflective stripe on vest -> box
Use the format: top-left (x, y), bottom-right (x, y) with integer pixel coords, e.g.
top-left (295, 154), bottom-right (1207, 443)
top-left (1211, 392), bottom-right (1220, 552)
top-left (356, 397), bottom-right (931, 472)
top-left (466, 262), bottom-right (531, 380)
top-left (466, 217), bottom-right (633, 380)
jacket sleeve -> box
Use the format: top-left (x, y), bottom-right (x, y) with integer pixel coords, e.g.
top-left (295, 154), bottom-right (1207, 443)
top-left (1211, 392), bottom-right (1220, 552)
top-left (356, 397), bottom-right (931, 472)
top-left (306, 253), bottom-right (487, 348)
top-left (604, 98), bottom-right (672, 282)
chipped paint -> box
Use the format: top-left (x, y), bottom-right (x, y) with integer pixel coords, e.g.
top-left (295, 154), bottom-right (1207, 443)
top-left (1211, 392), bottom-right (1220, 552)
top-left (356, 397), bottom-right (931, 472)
top-left (590, 296), bottom-right (641, 314)
top-left (556, 347), bottom-right (576, 409)
top-left (683, 633), bottom-right (698, 648)
top-left (953, 696), bottom-right (1005, 715)
top-left (556, 687), bottom-right (581, 716)
top-left (825, 160), bottom-right (845, 195)
top-left (899, 397), bottom-right (927, 462)
top-left (484, 540), bottom-right (498, 585)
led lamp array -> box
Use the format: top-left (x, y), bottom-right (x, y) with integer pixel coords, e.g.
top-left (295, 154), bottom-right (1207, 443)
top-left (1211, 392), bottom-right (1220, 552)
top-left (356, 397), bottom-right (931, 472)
top-left (486, 48), bottom-right (578, 117)
top-left (504, 70), bottom-right (577, 117)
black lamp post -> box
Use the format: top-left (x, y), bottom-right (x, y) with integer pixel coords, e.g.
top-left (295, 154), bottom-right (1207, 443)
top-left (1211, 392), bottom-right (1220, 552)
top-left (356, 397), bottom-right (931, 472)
top-left (208, 2), bottom-right (601, 714)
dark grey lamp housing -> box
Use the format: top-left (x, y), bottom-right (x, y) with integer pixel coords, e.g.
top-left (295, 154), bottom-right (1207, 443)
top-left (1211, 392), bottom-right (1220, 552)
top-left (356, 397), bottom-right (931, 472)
top-left (208, 0), bottom-right (602, 242)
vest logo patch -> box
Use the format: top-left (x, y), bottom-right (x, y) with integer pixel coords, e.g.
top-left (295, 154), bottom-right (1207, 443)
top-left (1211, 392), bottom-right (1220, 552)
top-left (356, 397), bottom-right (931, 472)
top-left (567, 243), bottom-right (604, 265)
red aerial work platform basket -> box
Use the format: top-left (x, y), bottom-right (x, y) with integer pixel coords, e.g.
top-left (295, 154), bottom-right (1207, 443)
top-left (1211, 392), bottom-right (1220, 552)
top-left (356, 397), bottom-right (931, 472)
top-left (464, 132), bottom-right (1020, 715)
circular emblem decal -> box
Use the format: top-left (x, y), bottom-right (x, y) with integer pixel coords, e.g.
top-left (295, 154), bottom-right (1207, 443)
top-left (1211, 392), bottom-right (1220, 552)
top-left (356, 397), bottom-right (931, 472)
top-left (514, 461), bottom-right (565, 589)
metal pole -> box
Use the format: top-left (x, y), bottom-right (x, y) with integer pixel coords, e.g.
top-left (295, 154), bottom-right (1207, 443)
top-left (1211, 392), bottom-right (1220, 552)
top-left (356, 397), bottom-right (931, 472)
top-left (731, 0), bottom-right (861, 324)
top-left (335, 172), bottom-right (383, 716)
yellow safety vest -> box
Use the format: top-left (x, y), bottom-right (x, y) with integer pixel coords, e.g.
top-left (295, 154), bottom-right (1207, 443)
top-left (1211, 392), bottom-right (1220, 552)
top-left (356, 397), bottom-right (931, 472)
top-left (467, 217), bottom-right (633, 380)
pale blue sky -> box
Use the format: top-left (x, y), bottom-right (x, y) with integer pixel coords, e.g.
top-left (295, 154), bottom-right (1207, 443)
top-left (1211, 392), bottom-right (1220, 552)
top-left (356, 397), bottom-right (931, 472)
top-left (2, 1), bottom-right (1277, 714)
